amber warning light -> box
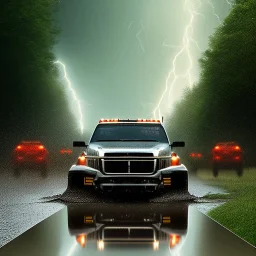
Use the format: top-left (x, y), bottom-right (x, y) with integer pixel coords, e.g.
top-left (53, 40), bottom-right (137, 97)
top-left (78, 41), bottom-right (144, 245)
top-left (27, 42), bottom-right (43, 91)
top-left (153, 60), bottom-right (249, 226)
top-left (77, 152), bottom-right (87, 166)
top-left (171, 152), bottom-right (180, 166)
top-left (99, 118), bottom-right (161, 123)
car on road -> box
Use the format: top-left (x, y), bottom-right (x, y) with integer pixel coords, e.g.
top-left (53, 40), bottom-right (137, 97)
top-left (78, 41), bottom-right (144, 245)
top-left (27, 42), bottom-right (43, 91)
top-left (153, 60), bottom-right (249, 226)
top-left (13, 141), bottom-right (48, 176)
top-left (212, 141), bottom-right (243, 177)
top-left (68, 118), bottom-right (188, 194)
top-left (60, 148), bottom-right (72, 155)
top-left (55, 147), bottom-right (74, 166)
top-left (187, 151), bottom-right (203, 173)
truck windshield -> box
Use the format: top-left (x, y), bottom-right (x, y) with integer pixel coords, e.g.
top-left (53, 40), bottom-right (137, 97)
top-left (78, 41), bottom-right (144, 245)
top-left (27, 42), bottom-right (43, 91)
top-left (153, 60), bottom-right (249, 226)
top-left (90, 124), bottom-right (169, 143)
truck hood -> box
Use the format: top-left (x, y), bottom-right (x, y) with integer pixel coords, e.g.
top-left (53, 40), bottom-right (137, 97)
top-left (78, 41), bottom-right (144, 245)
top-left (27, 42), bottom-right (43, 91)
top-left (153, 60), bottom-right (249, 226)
top-left (87, 142), bottom-right (170, 156)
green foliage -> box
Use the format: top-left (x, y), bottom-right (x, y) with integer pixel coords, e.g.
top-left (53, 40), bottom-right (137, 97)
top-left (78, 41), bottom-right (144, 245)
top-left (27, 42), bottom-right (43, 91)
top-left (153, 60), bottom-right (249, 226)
top-left (203, 193), bottom-right (232, 200)
top-left (198, 168), bottom-right (256, 246)
top-left (0, 0), bottom-right (77, 150)
top-left (167, 0), bottom-right (256, 163)
top-left (209, 199), bottom-right (256, 247)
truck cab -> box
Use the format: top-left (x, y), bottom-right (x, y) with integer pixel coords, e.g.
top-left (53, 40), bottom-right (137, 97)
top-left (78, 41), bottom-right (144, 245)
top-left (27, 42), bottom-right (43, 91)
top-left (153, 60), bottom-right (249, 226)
top-left (68, 119), bottom-right (187, 193)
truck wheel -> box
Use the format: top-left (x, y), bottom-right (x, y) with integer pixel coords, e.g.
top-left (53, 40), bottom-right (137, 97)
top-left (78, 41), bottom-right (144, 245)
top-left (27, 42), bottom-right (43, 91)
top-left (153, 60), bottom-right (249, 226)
top-left (178, 179), bottom-right (188, 193)
top-left (213, 166), bottom-right (218, 177)
top-left (14, 165), bottom-right (21, 177)
top-left (164, 172), bottom-right (188, 193)
top-left (236, 166), bottom-right (243, 177)
top-left (41, 164), bottom-right (48, 177)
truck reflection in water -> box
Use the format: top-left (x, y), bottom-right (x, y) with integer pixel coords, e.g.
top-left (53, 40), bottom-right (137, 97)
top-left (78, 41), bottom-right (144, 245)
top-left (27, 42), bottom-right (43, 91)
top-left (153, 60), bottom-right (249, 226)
top-left (67, 203), bottom-right (188, 254)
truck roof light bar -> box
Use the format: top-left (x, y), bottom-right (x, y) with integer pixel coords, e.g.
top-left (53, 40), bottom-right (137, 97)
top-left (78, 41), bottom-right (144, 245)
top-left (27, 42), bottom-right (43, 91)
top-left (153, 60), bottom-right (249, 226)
top-left (99, 118), bottom-right (161, 123)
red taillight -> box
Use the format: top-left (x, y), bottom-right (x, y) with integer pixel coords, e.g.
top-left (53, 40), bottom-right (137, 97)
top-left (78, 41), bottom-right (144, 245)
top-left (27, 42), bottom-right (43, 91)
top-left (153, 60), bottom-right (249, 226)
top-left (190, 152), bottom-right (202, 158)
top-left (214, 146), bottom-right (220, 151)
top-left (171, 152), bottom-right (180, 166)
top-left (60, 149), bottom-right (72, 155)
top-left (16, 145), bottom-right (22, 150)
top-left (234, 146), bottom-right (241, 151)
top-left (170, 234), bottom-right (181, 248)
top-left (38, 145), bottom-right (44, 150)
top-left (77, 153), bottom-right (87, 166)
top-left (76, 234), bottom-right (86, 248)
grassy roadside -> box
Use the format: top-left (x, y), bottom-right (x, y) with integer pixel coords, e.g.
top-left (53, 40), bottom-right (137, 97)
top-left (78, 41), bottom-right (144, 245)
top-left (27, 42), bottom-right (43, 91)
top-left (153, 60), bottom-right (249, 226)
top-left (198, 168), bottom-right (256, 247)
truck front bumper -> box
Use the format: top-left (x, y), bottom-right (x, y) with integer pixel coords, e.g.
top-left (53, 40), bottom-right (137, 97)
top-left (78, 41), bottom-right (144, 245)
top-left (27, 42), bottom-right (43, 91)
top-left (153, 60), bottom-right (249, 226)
top-left (68, 164), bottom-right (188, 191)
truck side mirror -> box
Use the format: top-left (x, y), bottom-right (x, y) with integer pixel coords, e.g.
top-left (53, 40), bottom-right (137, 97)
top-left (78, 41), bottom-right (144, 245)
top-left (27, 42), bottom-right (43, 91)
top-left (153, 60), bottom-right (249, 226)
top-left (170, 141), bottom-right (185, 147)
top-left (73, 141), bottom-right (88, 148)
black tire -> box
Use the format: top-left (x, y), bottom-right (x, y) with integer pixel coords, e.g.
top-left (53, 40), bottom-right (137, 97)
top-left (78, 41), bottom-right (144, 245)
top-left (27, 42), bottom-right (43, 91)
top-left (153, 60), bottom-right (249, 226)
top-left (14, 166), bottom-right (21, 177)
top-left (41, 164), bottom-right (48, 177)
top-left (236, 166), bottom-right (243, 177)
top-left (213, 165), bottom-right (218, 177)
top-left (164, 172), bottom-right (188, 193)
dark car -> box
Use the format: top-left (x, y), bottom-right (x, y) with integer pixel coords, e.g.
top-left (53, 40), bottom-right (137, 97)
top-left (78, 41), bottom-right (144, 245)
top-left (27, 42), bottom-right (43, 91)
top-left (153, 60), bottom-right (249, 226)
top-left (212, 141), bottom-right (243, 177)
top-left (187, 152), bottom-right (203, 173)
top-left (13, 141), bottom-right (48, 176)
top-left (68, 118), bottom-right (187, 194)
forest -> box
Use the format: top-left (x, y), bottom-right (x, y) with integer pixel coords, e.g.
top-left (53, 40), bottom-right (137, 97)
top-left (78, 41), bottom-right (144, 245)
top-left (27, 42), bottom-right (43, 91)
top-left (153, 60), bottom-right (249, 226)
top-left (0, 0), bottom-right (77, 155)
top-left (167, 0), bottom-right (256, 165)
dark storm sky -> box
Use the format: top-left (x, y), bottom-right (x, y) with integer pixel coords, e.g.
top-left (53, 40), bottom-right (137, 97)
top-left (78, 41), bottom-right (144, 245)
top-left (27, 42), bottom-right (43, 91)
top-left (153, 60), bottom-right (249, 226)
top-left (54, 0), bottom-right (231, 134)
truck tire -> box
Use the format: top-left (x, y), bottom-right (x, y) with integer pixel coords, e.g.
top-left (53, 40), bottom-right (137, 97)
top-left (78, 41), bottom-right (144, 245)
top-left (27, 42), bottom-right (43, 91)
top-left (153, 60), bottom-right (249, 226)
top-left (41, 163), bottom-right (48, 177)
top-left (14, 165), bottom-right (21, 177)
top-left (164, 172), bottom-right (188, 193)
top-left (236, 165), bottom-right (243, 177)
top-left (213, 165), bottom-right (218, 177)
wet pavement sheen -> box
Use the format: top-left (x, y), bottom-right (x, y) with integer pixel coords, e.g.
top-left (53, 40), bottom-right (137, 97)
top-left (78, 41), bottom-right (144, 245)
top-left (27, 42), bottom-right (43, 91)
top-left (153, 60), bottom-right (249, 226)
top-left (0, 163), bottom-right (225, 248)
top-left (0, 203), bottom-right (255, 256)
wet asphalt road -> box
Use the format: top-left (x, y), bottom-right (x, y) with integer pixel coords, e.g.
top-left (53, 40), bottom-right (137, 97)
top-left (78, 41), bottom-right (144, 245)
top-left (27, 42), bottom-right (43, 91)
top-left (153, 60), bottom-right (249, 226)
top-left (1, 203), bottom-right (255, 256)
top-left (0, 162), bottom-right (225, 248)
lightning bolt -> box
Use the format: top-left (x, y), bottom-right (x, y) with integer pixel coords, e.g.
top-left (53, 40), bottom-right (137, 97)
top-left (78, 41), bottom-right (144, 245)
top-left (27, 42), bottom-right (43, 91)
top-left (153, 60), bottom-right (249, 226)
top-left (136, 21), bottom-right (145, 52)
top-left (207, 0), bottom-right (221, 24)
top-left (54, 60), bottom-right (84, 134)
top-left (153, 0), bottom-right (232, 119)
top-left (153, 0), bottom-right (203, 119)
top-left (128, 21), bottom-right (135, 31)
top-left (128, 20), bottom-right (145, 52)
top-left (226, 0), bottom-right (234, 7)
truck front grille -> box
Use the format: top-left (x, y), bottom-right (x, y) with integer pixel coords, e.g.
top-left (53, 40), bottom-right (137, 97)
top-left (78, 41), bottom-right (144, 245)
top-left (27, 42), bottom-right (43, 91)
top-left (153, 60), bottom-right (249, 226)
top-left (103, 153), bottom-right (155, 174)
top-left (87, 159), bottom-right (100, 170)
top-left (159, 159), bottom-right (170, 169)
